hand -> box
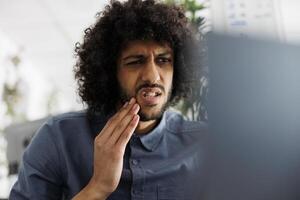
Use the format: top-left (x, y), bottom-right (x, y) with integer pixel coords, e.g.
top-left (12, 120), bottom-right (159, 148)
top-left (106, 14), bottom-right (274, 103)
top-left (73, 98), bottom-right (140, 200)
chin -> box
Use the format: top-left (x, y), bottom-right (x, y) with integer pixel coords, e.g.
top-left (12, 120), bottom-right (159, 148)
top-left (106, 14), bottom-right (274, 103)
top-left (138, 106), bottom-right (165, 121)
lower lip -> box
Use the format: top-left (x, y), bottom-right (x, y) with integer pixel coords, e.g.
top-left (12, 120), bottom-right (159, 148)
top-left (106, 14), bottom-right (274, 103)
top-left (137, 94), bottom-right (162, 106)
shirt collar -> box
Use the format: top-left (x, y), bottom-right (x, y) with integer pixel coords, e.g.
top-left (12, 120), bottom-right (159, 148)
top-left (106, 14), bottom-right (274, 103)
top-left (91, 109), bottom-right (170, 152)
top-left (134, 111), bottom-right (168, 152)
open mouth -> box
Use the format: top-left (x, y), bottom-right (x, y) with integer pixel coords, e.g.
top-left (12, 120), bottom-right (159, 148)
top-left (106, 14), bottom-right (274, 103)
top-left (138, 87), bottom-right (163, 105)
top-left (142, 91), bottom-right (162, 97)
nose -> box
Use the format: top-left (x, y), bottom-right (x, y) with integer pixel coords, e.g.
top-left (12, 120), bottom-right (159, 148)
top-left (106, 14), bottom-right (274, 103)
top-left (141, 59), bottom-right (160, 83)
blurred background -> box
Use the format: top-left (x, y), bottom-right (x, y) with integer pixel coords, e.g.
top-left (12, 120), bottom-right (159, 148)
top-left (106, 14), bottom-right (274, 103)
top-left (0, 0), bottom-right (299, 198)
top-left (0, 0), bottom-right (110, 197)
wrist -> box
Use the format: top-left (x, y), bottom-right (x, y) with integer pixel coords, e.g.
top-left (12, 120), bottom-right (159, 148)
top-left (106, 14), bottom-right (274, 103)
top-left (72, 178), bottom-right (110, 200)
top-left (86, 178), bottom-right (111, 200)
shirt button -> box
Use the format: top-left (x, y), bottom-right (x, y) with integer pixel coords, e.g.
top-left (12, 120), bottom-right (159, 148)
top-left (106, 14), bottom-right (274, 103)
top-left (132, 190), bottom-right (138, 195)
top-left (131, 159), bottom-right (139, 165)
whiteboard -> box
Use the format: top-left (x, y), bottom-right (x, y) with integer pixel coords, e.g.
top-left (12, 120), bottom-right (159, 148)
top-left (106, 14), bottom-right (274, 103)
top-left (210, 0), bottom-right (300, 43)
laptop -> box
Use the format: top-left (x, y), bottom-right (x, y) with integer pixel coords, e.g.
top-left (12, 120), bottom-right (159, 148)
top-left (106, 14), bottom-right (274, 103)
top-left (203, 33), bottom-right (300, 200)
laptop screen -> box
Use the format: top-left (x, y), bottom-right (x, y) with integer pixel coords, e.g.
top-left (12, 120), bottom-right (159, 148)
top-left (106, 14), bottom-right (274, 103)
top-left (204, 33), bottom-right (300, 200)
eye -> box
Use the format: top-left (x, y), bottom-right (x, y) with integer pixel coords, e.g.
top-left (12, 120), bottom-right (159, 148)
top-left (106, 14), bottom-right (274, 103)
top-left (157, 57), bottom-right (171, 64)
top-left (125, 59), bottom-right (143, 66)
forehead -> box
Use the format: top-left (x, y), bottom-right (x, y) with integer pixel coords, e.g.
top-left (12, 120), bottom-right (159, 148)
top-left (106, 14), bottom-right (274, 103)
top-left (120, 40), bottom-right (173, 57)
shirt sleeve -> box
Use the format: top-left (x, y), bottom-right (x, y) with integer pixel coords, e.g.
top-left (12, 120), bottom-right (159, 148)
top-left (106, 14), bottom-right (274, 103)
top-left (9, 119), bottom-right (64, 200)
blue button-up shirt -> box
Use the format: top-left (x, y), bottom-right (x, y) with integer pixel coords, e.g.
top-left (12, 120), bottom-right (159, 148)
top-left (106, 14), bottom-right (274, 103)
top-left (10, 110), bottom-right (208, 200)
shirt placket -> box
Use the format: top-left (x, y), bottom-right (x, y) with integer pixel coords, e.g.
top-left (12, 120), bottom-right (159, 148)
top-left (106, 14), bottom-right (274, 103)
top-left (129, 135), bottom-right (145, 200)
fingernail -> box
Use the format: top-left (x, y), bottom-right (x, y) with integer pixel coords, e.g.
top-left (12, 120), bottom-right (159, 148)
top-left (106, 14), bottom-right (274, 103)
top-left (123, 101), bottom-right (128, 108)
top-left (133, 114), bottom-right (139, 122)
top-left (129, 98), bottom-right (135, 105)
top-left (132, 104), bottom-right (140, 113)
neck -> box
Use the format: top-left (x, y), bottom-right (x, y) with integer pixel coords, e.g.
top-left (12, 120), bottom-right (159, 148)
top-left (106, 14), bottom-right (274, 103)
top-left (135, 119), bottom-right (158, 135)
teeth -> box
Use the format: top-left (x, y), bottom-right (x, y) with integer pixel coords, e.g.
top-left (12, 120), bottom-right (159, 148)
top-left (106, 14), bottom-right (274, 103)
top-left (142, 92), bottom-right (161, 97)
top-left (143, 92), bottom-right (155, 97)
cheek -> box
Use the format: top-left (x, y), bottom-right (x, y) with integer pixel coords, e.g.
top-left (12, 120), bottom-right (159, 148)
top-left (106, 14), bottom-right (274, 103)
top-left (165, 71), bottom-right (174, 89)
top-left (118, 70), bottom-right (129, 84)
top-left (118, 71), bottom-right (138, 92)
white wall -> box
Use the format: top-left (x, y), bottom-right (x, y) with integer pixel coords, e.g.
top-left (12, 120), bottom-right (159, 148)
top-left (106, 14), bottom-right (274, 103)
top-left (0, 0), bottom-right (107, 121)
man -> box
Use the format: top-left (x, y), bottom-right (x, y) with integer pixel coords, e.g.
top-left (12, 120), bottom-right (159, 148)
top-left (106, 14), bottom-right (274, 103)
top-left (10, 0), bottom-right (208, 199)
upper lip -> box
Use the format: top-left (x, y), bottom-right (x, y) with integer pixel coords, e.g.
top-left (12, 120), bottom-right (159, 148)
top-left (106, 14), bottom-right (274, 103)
top-left (136, 84), bottom-right (165, 94)
top-left (140, 87), bottom-right (162, 93)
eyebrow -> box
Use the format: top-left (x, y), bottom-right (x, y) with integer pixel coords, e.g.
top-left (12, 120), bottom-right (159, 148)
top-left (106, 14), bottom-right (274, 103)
top-left (122, 51), bottom-right (172, 61)
top-left (157, 51), bottom-right (172, 57)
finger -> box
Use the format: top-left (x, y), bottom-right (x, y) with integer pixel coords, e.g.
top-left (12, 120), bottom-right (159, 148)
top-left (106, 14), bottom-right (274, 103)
top-left (107, 103), bottom-right (140, 145)
top-left (116, 114), bottom-right (140, 149)
top-left (95, 98), bottom-right (136, 143)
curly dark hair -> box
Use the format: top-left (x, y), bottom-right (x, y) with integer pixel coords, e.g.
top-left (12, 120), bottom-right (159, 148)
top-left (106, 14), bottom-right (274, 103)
top-left (74, 0), bottom-right (200, 117)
